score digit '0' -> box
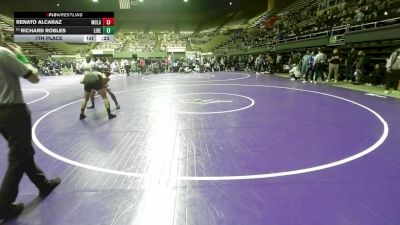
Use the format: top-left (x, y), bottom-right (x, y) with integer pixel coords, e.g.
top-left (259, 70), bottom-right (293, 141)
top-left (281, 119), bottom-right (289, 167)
top-left (102, 18), bottom-right (114, 26)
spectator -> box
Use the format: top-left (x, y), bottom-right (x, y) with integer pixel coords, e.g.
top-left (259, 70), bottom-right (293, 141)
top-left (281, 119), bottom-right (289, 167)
top-left (354, 9), bottom-right (365, 24)
top-left (345, 48), bottom-right (357, 82)
top-left (255, 55), bottom-right (264, 75)
top-left (313, 49), bottom-right (327, 83)
top-left (355, 50), bottom-right (368, 84)
top-left (327, 48), bottom-right (341, 82)
top-left (145, 57), bottom-right (151, 74)
top-left (303, 51), bottom-right (315, 83)
top-left (276, 54), bottom-right (283, 72)
top-left (288, 52), bottom-right (301, 66)
top-left (122, 59), bottom-right (131, 77)
top-left (368, 63), bottom-right (384, 86)
top-left (300, 51), bottom-right (311, 79)
top-left (266, 54), bottom-right (275, 74)
top-left (385, 48), bottom-right (400, 94)
top-left (289, 65), bottom-right (301, 81)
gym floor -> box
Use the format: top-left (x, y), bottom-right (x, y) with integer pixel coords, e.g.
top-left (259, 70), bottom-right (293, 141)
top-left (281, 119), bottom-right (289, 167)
top-left (1, 72), bottom-right (400, 225)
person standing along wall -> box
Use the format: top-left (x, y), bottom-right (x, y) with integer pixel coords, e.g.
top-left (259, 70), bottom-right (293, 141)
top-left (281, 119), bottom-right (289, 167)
top-left (327, 48), bottom-right (341, 83)
top-left (300, 51), bottom-right (311, 79)
top-left (255, 55), bottom-right (264, 75)
top-left (313, 49), bottom-right (327, 84)
top-left (276, 54), bottom-right (282, 73)
top-left (355, 51), bottom-right (368, 84)
top-left (345, 48), bottom-right (357, 82)
top-left (123, 59), bottom-right (131, 77)
top-left (303, 51), bottom-right (315, 83)
top-left (385, 48), bottom-right (400, 94)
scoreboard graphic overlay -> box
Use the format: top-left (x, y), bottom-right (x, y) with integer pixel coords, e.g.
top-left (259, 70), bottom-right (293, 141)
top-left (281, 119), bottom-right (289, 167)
top-left (14, 12), bottom-right (115, 43)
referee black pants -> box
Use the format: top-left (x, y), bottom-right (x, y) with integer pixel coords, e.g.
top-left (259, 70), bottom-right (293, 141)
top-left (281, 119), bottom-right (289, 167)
top-left (0, 104), bottom-right (47, 207)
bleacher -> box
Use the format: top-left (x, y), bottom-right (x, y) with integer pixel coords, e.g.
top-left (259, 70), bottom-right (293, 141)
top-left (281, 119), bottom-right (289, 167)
top-left (0, 14), bottom-right (13, 32)
top-left (126, 32), bottom-right (157, 52)
top-left (214, 0), bottom-right (400, 54)
top-left (95, 41), bottom-right (125, 52)
top-left (159, 32), bottom-right (187, 51)
top-left (250, 0), bottom-right (320, 28)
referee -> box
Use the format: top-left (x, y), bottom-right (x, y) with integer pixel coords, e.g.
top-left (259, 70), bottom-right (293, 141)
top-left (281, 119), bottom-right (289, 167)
top-left (0, 30), bottom-right (60, 221)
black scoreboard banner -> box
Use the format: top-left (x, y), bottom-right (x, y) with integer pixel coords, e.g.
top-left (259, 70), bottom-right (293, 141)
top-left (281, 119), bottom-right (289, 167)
top-left (14, 12), bottom-right (114, 18)
top-left (14, 12), bottom-right (115, 43)
top-left (15, 19), bottom-right (111, 26)
top-left (15, 27), bottom-right (110, 35)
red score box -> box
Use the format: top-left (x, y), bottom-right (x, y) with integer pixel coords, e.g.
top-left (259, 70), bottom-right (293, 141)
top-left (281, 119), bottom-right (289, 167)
top-left (102, 18), bottom-right (114, 26)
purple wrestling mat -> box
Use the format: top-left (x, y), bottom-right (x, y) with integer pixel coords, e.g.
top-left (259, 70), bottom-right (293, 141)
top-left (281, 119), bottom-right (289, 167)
top-left (1, 72), bottom-right (399, 225)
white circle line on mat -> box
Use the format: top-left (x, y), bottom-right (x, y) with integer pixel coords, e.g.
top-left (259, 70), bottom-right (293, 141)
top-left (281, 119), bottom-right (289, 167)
top-left (141, 73), bottom-right (251, 82)
top-left (32, 84), bottom-right (389, 181)
top-left (164, 92), bottom-right (255, 114)
top-left (23, 89), bottom-right (50, 105)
